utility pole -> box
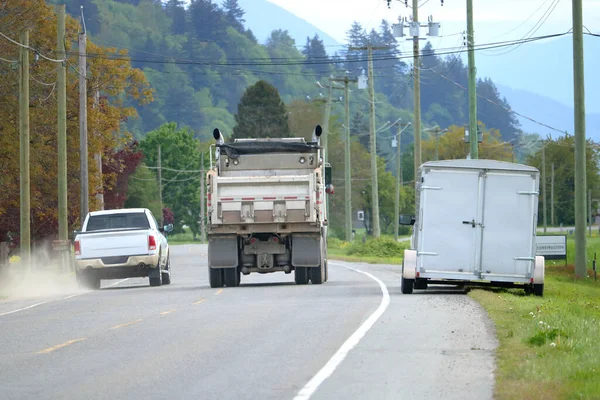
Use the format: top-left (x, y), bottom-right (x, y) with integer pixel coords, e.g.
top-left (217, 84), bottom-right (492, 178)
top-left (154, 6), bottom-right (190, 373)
top-left (573, 0), bottom-right (587, 278)
top-left (94, 90), bottom-right (104, 210)
top-left (368, 45), bottom-right (380, 238)
top-left (79, 6), bottom-right (89, 220)
top-left (412, 0), bottom-right (423, 179)
top-left (57, 5), bottom-right (68, 244)
top-left (394, 122), bottom-right (402, 241)
top-left (19, 29), bottom-right (30, 264)
top-left (391, 3), bottom-right (440, 183)
top-left (158, 144), bottom-right (163, 226)
top-left (542, 143), bottom-right (547, 233)
top-left (200, 152), bottom-right (206, 243)
top-left (551, 163), bottom-right (555, 226)
top-left (349, 45), bottom-right (387, 238)
top-left (321, 80), bottom-right (333, 165)
top-left (327, 76), bottom-right (357, 242)
top-left (344, 77), bottom-right (352, 242)
top-left (467, 0), bottom-right (478, 159)
top-left (393, 121), bottom-right (411, 240)
top-left (588, 190), bottom-right (592, 237)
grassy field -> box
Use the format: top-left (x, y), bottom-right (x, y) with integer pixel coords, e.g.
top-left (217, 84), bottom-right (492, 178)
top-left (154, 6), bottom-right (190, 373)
top-left (166, 228), bottom-right (203, 245)
top-left (470, 237), bottom-right (600, 400)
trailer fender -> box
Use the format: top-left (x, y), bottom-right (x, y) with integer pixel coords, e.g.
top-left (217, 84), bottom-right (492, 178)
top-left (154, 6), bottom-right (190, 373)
top-left (533, 256), bottom-right (545, 284)
top-left (403, 249), bottom-right (417, 279)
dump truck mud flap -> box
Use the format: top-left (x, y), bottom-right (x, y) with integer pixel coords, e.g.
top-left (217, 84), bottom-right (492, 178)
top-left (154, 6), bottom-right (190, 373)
top-left (291, 235), bottom-right (321, 267)
top-left (208, 236), bottom-right (238, 268)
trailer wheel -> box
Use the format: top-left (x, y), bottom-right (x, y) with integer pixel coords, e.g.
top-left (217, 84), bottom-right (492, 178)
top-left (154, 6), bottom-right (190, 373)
top-left (224, 267), bottom-right (240, 287)
top-left (401, 249), bottom-right (417, 294)
top-left (533, 284), bottom-right (544, 297)
top-left (295, 267), bottom-right (309, 285)
top-left (401, 275), bottom-right (414, 294)
top-left (209, 266), bottom-right (224, 288)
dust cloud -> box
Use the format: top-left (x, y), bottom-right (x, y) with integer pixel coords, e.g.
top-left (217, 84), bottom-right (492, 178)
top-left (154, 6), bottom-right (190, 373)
top-left (0, 253), bottom-right (84, 301)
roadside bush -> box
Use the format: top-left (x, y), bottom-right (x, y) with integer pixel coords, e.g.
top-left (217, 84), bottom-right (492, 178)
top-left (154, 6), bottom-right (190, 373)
top-left (346, 237), bottom-right (407, 258)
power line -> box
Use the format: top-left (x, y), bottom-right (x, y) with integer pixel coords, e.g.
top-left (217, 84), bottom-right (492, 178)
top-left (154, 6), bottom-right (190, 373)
top-left (425, 66), bottom-right (568, 135)
top-left (0, 30), bottom-right (66, 63)
top-left (0, 55), bottom-right (17, 63)
top-left (54, 32), bottom-right (569, 68)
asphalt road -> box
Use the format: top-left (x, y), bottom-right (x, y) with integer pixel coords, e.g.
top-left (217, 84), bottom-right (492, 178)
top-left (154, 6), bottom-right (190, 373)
top-left (0, 244), bottom-right (497, 400)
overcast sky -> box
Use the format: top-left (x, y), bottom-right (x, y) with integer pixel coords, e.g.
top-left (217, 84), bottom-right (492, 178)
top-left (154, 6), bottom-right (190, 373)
top-left (266, 0), bottom-right (600, 51)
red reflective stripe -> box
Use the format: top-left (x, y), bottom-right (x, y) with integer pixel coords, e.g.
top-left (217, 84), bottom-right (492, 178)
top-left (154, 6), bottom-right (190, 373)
top-left (284, 196), bottom-right (297, 200)
top-left (242, 197), bottom-right (255, 201)
top-left (221, 198), bottom-right (234, 201)
top-left (263, 197), bottom-right (276, 200)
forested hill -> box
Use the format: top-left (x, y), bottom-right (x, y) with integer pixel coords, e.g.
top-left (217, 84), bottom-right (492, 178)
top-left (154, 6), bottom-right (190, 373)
top-left (50, 0), bottom-right (521, 144)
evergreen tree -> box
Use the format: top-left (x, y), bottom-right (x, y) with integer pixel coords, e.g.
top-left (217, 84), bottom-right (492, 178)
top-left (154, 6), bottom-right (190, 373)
top-left (222, 0), bottom-right (245, 32)
top-left (232, 80), bottom-right (290, 139)
top-left (165, 0), bottom-right (187, 35)
top-left (302, 34), bottom-right (329, 76)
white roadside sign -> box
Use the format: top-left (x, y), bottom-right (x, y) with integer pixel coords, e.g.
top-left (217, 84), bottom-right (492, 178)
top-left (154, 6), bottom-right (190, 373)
top-left (536, 235), bottom-right (567, 259)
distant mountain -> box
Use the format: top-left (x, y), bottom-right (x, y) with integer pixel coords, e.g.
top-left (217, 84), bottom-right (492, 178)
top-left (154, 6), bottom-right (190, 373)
top-left (496, 84), bottom-right (600, 141)
top-left (475, 32), bottom-right (600, 114)
top-left (237, 0), bottom-right (341, 49)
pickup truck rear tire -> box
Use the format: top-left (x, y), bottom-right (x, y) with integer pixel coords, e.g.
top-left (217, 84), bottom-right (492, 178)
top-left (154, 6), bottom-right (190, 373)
top-left (209, 266), bottom-right (224, 288)
top-left (77, 271), bottom-right (100, 290)
top-left (533, 283), bottom-right (544, 297)
top-left (161, 255), bottom-right (171, 285)
top-left (224, 268), bottom-right (240, 287)
top-left (294, 267), bottom-right (309, 284)
top-left (149, 267), bottom-right (162, 287)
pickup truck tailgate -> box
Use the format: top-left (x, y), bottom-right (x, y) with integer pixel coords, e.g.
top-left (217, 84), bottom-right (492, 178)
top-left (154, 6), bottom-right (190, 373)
top-left (78, 230), bottom-right (151, 259)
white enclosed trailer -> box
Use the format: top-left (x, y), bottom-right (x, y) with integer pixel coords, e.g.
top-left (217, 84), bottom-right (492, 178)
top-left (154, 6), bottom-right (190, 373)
top-left (400, 159), bottom-right (545, 296)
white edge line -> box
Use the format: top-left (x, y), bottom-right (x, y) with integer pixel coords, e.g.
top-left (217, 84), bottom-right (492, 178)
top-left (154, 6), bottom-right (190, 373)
top-left (293, 261), bottom-right (391, 400)
top-left (0, 301), bottom-right (52, 317)
top-left (105, 278), bottom-right (130, 288)
top-left (0, 278), bottom-right (130, 318)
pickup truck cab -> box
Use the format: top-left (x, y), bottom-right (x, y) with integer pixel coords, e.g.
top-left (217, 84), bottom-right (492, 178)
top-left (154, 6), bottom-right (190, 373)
top-left (74, 208), bottom-right (173, 289)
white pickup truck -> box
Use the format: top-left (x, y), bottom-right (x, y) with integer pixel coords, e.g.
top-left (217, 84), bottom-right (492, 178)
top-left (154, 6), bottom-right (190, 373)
top-left (73, 208), bottom-right (173, 289)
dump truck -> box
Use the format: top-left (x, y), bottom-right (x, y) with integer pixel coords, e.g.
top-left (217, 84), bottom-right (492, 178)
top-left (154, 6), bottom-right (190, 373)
top-left (399, 159), bottom-right (545, 296)
top-left (206, 125), bottom-right (332, 288)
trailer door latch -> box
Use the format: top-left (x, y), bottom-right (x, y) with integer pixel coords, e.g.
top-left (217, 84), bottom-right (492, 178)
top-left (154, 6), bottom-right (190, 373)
top-left (462, 219), bottom-right (476, 228)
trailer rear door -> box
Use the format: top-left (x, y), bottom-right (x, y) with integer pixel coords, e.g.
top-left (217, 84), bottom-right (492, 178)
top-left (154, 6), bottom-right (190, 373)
top-left (417, 168), bottom-right (482, 276)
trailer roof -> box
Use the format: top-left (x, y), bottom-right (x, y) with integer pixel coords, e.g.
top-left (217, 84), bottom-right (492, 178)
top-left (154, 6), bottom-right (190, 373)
top-left (421, 159), bottom-right (539, 172)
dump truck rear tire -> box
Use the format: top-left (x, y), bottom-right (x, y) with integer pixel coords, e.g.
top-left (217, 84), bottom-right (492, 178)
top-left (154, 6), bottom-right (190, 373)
top-left (224, 268), bottom-right (240, 287)
top-left (209, 266), bottom-right (224, 288)
top-left (295, 267), bottom-right (309, 284)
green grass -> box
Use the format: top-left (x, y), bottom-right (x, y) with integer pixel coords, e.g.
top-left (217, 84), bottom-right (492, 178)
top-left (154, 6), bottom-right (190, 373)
top-left (470, 237), bottom-right (600, 400)
top-left (166, 228), bottom-right (204, 245)
top-left (327, 236), bottom-right (407, 265)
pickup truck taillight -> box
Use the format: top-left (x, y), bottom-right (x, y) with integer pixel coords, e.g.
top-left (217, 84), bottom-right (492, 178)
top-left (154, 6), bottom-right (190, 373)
top-left (148, 235), bottom-right (157, 251)
top-left (74, 240), bottom-right (81, 256)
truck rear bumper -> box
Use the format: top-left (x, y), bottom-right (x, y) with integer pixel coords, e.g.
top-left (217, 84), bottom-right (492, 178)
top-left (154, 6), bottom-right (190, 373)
top-left (75, 254), bottom-right (159, 273)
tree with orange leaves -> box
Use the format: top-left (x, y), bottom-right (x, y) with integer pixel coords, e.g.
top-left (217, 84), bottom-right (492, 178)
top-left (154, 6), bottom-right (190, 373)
top-left (0, 0), bottom-right (153, 245)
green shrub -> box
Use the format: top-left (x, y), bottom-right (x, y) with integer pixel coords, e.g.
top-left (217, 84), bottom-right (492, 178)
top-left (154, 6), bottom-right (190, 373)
top-left (346, 237), bottom-right (407, 258)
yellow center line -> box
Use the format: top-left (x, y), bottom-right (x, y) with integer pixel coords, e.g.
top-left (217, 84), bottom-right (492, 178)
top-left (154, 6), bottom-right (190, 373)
top-left (160, 309), bottom-right (177, 315)
top-left (215, 289), bottom-right (224, 295)
top-left (110, 319), bottom-right (143, 330)
top-left (193, 298), bottom-right (206, 305)
top-left (37, 338), bottom-right (87, 354)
